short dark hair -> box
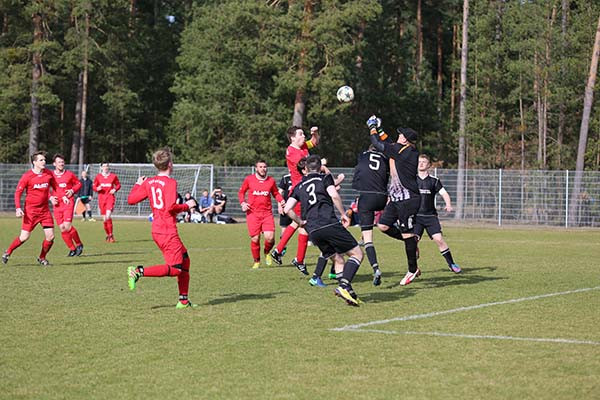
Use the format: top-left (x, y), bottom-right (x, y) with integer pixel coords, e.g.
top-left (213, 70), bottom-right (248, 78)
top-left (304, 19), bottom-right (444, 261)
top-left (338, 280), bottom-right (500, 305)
top-left (296, 157), bottom-right (307, 175)
top-left (52, 153), bottom-right (65, 162)
top-left (286, 126), bottom-right (302, 143)
top-left (306, 155), bottom-right (321, 172)
top-left (255, 159), bottom-right (267, 166)
top-left (31, 150), bottom-right (46, 164)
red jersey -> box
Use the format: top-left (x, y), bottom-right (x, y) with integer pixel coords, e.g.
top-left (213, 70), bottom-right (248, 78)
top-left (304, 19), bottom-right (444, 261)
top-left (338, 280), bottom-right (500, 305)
top-left (93, 173), bottom-right (121, 197)
top-left (286, 142), bottom-right (311, 189)
top-left (238, 174), bottom-right (283, 214)
top-left (127, 174), bottom-right (189, 235)
top-left (14, 169), bottom-right (57, 211)
top-left (52, 169), bottom-right (82, 198)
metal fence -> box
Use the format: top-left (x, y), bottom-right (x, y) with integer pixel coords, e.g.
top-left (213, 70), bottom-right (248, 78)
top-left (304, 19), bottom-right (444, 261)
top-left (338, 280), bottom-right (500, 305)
top-left (1, 163), bottom-right (599, 227)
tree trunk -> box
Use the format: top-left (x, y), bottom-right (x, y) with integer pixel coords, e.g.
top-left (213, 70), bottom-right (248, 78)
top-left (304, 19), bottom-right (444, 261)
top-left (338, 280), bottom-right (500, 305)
top-left (450, 24), bottom-right (458, 127)
top-left (78, 12), bottom-right (90, 167)
top-left (569, 16), bottom-right (600, 226)
top-left (456, 0), bottom-right (469, 220)
top-left (292, 0), bottom-right (313, 127)
top-left (2, 13), bottom-right (8, 36)
top-left (70, 71), bottom-right (83, 164)
top-left (534, 52), bottom-right (544, 167)
top-left (415, 0), bottom-right (423, 81)
top-left (437, 22), bottom-right (443, 105)
top-left (557, 0), bottom-right (568, 168)
top-left (29, 12), bottom-right (43, 157)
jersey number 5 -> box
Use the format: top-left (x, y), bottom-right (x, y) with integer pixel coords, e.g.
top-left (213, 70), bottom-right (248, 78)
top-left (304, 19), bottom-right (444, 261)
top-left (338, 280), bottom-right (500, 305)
top-left (150, 186), bottom-right (164, 209)
top-left (369, 153), bottom-right (381, 171)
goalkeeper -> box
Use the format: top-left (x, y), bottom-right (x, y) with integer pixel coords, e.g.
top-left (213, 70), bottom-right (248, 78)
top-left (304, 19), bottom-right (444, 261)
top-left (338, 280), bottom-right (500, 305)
top-left (78, 170), bottom-right (95, 221)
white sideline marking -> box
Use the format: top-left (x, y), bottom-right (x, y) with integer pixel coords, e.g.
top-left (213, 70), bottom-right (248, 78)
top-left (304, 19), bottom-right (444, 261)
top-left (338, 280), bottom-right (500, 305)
top-left (330, 286), bottom-right (600, 344)
top-left (340, 329), bottom-right (600, 346)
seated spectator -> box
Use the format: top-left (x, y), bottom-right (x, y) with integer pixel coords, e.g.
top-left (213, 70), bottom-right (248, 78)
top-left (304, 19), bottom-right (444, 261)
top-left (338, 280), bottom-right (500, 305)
top-left (198, 189), bottom-right (213, 223)
top-left (210, 186), bottom-right (228, 222)
top-left (182, 192), bottom-right (198, 223)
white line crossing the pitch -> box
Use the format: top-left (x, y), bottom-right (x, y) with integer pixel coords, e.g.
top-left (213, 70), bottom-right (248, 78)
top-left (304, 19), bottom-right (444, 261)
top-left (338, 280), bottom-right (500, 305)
top-left (330, 286), bottom-right (600, 345)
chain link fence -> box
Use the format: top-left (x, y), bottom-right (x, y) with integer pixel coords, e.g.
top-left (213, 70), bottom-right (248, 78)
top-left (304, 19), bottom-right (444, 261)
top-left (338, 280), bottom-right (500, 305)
top-left (1, 164), bottom-right (598, 227)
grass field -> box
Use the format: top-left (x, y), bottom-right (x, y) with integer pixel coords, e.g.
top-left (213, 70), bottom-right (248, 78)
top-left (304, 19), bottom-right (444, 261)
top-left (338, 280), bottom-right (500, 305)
top-left (1, 217), bottom-right (599, 399)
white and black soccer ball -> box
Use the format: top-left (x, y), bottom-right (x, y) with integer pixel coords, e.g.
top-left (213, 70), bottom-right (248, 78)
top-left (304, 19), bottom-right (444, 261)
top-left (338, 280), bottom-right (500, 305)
top-left (336, 85), bottom-right (354, 103)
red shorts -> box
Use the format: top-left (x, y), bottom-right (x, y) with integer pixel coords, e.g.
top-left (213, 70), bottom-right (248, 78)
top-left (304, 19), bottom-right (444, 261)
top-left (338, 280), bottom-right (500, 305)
top-left (53, 201), bottom-right (75, 225)
top-left (246, 212), bottom-right (275, 237)
top-left (98, 195), bottom-right (116, 215)
top-left (152, 231), bottom-right (187, 266)
top-left (22, 208), bottom-right (54, 232)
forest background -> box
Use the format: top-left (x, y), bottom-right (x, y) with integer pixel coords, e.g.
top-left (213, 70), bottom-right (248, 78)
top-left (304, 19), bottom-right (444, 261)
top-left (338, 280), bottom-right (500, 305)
top-left (1, 0), bottom-right (600, 171)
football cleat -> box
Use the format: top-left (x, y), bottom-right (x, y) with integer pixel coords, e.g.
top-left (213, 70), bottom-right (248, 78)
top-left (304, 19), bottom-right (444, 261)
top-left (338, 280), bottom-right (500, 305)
top-left (67, 250), bottom-right (76, 257)
top-left (37, 258), bottom-right (50, 266)
top-left (251, 261), bottom-right (260, 269)
top-left (373, 268), bottom-right (382, 286)
top-left (270, 249), bottom-right (283, 265)
top-left (2, 252), bottom-right (9, 264)
top-left (309, 277), bottom-right (327, 288)
top-left (127, 266), bottom-right (141, 291)
top-left (106, 235), bottom-right (116, 243)
top-left (265, 253), bottom-right (273, 266)
top-left (335, 286), bottom-right (359, 307)
top-left (292, 258), bottom-right (309, 275)
top-left (88, 218), bottom-right (96, 222)
top-left (400, 268), bottom-right (421, 286)
top-left (449, 263), bottom-right (462, 273)
top-left (280, 247), bottom-right (287, 256)
top-left (74, 244), bottom-right (84, 257)
top-left (175, 301), bottom-right (198, 309)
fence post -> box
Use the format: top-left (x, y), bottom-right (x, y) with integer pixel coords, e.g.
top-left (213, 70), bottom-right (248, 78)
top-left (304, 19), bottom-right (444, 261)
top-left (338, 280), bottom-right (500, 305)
top-left (137, 166), bottom-right (141, 217)
top-left (565, 170), bottom-right (569, 228)
top-left (434, 167), bottom-right (438, 210)
top-left (498, 168), bottom-right (502, 226)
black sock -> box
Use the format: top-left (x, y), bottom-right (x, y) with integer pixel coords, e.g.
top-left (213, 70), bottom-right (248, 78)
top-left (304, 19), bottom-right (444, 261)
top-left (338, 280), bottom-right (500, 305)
top-left (341, 256), bottom-right (361, 283)
top-left (364, 242), bottom-right (378, 269)
top-left (329, 261), bottom-right (336, 275)
top-left (441, 248), bottom-right (455, 266)
top-left (382, 225), bottom-right (404, 240)
top-left (313, 256), bottom-right (327, 278)
top-left (404, 236), bottom-right (418, 273)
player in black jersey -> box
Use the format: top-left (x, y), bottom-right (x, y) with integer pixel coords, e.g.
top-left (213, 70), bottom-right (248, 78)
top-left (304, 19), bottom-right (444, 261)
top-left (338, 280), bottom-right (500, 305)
top-left (284, 155), bottom-right (364, 306)
top-left (367, 115), bottom-right (421, 286)
top-left (352, 145), bottom-right (389, 286)
top-left (415, 154), bottom-right (461, 273)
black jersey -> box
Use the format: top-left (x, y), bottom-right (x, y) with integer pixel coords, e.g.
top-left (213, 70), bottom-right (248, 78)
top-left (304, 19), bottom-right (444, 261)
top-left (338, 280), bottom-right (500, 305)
top-left (417, 174), bottom-right (444, 215)
top-left (352, 150), bottom-right (389, 194)
top-left (278, 174), bottom-right (292, 200)
top-left (381, 141), bottom-right (419, 200)
top-left (79, 177), bottom-right (93, 197)
top-left (290, 172), bottom-right (339, 234)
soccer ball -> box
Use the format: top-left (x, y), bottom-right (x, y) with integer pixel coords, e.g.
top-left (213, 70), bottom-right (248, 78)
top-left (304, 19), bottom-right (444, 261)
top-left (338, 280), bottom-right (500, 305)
top-left (336, 85), bottom-right (354, 103)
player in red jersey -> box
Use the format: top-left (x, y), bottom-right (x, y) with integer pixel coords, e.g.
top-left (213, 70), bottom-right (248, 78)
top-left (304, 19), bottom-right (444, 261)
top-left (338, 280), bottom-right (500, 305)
top-left (2, 151), bottom-right (58, 266)
top-left (51, 154), bottom-right (84, 257)
top-left (270, 126), bottom-right (319, 275)
top-left (126, 148), bottom-right (199, 309)
top-left (238, 160), bottom-right (285, 269)
top-left (93, 162), bottom-right (121, 242)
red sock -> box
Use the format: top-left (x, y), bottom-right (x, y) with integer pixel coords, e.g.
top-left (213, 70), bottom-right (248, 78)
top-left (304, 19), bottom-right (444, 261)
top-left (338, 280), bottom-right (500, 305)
top-left (296, 233), bottom-right (309, 263)
top-left (61, 231), bottom-right (76, 250)
top-left (264, 239), bottom-right (274, 255)
top-left (251, 240), bottom-right (260, 261)
top-left (107, 219), bottom-right (113, 236)
top-left (70, 227), bottom-right (82, 246)
top-left (143, 264), bottom-right (181, 277)
top-left (177, 256), bottom-right (191, 298)
top-left (6, 237), bottom-right (24, 255)
top-left (39, 239), bottom-right (54, 259)
top-left (277, 225), bottom-right (297, 253)
top-left (103, 221), bottom-right (110, 235)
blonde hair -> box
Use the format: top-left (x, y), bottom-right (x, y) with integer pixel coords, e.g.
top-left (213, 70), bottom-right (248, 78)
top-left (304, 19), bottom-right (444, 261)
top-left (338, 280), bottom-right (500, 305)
top-left (152, 148), bottom-right (172, 171)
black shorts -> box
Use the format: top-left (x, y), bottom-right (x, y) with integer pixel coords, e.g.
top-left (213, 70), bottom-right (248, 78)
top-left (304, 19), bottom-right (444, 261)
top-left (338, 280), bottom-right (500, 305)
top-left (279, 214), bottom-right (292, 227)
top-left (309, 223), bottom-right (358, 259)
top-left (80, 197), bottom-right (91, 204)
top-left (358, 193), bottom-right (387, 231)
top-left (414, 214), bottom-right (442, 239)
top-left (379, 197), bottom-right (420, 233)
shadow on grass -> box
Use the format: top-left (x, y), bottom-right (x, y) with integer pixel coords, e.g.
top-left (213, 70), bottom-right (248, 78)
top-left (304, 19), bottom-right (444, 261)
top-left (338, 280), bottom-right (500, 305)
top-left (415, 266), bottom-right (506, 289)
top-left (207, 291), bottom-right (290, 305)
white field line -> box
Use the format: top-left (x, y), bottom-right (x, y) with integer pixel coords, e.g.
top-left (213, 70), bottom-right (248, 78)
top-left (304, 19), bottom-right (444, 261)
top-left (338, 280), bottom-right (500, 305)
top-left (339, 329), bottom-right (600, 346)
top-left (330, 286), bottom-right (600, 344)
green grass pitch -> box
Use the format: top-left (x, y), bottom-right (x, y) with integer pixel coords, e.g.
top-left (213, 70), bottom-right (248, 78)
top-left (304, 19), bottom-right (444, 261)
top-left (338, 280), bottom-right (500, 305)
top-left (1, 218), bottom-right (599, 399)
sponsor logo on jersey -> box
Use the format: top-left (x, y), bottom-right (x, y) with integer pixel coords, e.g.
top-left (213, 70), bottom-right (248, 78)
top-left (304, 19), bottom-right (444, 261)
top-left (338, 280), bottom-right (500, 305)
top-left (33, 183), bottom-right (49, 189)
top-left (100, 183), bottom-right (112, 188)
top-left (252, 190), bottom-right (270, 196)
top-left (420, 189), bottom-right (432, 194)
top-left (148, 179), bottom-right (165, 186)
top-left (59, 183), bottom-right (67, 188)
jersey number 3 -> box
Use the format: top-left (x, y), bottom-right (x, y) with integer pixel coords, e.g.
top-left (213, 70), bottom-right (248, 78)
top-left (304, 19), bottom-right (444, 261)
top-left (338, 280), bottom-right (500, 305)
top-left (150, 186), bottom-right (164, 209)
top-left (306, 183), bottom-right (317, 205)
